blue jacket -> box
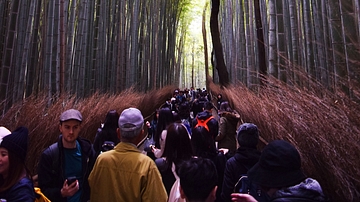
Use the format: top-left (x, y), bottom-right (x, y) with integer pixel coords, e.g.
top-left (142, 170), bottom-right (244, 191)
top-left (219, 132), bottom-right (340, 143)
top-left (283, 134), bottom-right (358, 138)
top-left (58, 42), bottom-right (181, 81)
top-left (0, 176), bottom-right (35, 202)
top-left (37, 135), bottom-right (96, 202)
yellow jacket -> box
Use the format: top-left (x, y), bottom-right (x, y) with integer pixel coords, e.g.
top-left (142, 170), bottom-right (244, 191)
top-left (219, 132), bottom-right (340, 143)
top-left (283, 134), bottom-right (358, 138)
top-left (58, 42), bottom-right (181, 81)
top-left (89, 142), bottom-right (168, 202)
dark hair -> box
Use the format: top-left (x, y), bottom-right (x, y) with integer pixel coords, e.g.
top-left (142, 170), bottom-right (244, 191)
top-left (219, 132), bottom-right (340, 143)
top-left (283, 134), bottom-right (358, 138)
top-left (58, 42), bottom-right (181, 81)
top-left (203, 101), bottom-right (214, 110)
top-left (162, 123), bottom-right (193, 169)
top-left (154, 108), bottom-right (174, 148)
top-left (93, 110), bottom-right (120, 155)
top-left (219, 101), bottom-right (232, 113)
top-left (152, 109), bottom-right (159, 122)
top-left (178, 102), bottom-right (190, 119)
top-left (0, 150), bottom-right (30, 192)
top-left (191, 126), bottom-right (218, 159)
top-left (172, 112), bottom-right (181, 123)
top-left (178, 157), bottom-right (218, 201)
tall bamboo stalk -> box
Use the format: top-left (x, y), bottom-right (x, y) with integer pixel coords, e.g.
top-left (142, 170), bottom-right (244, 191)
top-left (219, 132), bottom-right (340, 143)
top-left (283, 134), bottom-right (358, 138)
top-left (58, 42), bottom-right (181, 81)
top-left (59, 0), bottom-right (65, 94)
top-left (20, 0), bottom-right (36, 100)
top-left (0, 0), bottom-right (20, 114)
top-left (268, 0), bottom-right (277, 78)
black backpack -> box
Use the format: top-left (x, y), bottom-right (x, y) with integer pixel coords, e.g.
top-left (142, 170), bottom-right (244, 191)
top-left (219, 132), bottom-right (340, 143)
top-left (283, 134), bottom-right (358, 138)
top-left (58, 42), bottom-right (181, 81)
top-left (101, 141), bottom-right (115, 152)
top-left (234, 175), bottom-right (270, 202)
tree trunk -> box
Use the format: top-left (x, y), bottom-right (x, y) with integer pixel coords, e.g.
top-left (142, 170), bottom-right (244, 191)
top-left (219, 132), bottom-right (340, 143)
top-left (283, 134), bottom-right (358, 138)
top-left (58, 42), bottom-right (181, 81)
top-left (202, 2), bottom-right (209, 89)
top-left (59, 0), bottom-right (65, 94)
top-left (254, 0), bottom-right (267, 85)
top-left (268, 0), bottom-right (277, 78)
top-left (210, 0), bottom-right (229, 87)
top-left (0, 0), bottom-right (20, 114)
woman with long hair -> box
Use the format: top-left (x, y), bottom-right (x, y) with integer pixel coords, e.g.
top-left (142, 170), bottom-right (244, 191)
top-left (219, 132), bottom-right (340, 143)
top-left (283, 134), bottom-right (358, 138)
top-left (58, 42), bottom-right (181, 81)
top-left (93, 110), bottom-right (120, 156)
top-left (191, 126), bottom-right (227, 202)
top-left (0, 127), bottom-right (35, 201)
top-left (152, 107), bottom-right (174, 158)
top-left (155, 123), bottom-right (193, 195)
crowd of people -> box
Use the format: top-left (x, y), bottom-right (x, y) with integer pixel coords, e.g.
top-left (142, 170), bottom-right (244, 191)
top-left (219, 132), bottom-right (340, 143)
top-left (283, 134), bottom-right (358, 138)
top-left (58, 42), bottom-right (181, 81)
top-left (0, 88), bottom-right (329, 202)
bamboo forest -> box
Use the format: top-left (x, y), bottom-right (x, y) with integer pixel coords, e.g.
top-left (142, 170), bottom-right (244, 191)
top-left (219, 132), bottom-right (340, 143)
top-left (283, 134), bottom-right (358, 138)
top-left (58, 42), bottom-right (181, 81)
top-left (0, 0), bottom-right (360, 201)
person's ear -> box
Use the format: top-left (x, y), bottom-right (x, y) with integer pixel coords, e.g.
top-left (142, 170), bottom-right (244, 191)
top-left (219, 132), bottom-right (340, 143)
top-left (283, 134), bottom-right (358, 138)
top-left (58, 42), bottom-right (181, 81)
top-left (207, 186), bottom-right (217, 202)
top-left (179, 185), bottom-right (187, 199)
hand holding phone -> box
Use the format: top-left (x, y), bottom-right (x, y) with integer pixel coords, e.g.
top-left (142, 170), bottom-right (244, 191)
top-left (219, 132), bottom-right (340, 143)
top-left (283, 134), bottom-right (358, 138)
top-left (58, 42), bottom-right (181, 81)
top-left (66, 176), bottom-right (77, 186)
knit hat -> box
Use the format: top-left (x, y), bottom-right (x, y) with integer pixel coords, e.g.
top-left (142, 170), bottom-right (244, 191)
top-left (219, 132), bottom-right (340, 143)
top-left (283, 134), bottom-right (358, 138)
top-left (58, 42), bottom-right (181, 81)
top-left (248, 140), bottom-right (306, 188)
top-left (0, 127), bottom-right (29, 162)
top-left (237, 123), bottom-right (259, 148)
top-left (0, 126), bottom-right (11, 139)
top-left (60, 109), bottom-right (83, 122)
top-left (118, 108), bottom-right (144, 132)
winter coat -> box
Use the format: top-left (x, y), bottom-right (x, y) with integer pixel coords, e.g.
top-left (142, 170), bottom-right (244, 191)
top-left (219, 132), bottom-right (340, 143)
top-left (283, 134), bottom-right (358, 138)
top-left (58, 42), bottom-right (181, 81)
top-left (89, 142), bottom-right (168, 202)
top-left (210, 151), bottom-right (227, 202)
top-left (271, 178), bottom-right (328, 202)
top-left (221, 147), bottom-right (261, 201)
top-left (0, 176), bottom-right (35, 202)
top-left (216, 112), bottom-right (240, 155)
top-left (193, 110), bottom-right (219, 140)
top-left (37, 135), bottom-right (96, 202)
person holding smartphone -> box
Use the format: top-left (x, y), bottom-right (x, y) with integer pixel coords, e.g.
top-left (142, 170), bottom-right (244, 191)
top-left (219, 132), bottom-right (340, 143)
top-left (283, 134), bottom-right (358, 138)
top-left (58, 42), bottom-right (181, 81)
top-left (38, 109), bottom-right (96, 202)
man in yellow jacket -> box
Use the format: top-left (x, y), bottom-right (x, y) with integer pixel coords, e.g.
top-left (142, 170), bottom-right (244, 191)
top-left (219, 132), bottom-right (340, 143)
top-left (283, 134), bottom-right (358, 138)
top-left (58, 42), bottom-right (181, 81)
top-left (89, 107), bottom-right (168, 202)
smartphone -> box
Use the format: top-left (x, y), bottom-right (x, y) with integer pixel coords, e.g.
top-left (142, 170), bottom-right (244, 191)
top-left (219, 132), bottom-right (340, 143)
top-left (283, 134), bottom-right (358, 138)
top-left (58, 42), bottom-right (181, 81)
top-left (67, 176), bottom-right (77, 186)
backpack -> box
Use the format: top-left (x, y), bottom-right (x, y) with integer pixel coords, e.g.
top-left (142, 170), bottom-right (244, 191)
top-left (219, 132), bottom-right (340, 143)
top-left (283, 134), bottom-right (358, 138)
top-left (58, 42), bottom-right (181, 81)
top-left (181, 119), bottom-right (192, 135)
top-left (234, 175), bottom-right (269, 202)
top-left (34, 187), bottom-right (51, 202)
top-left (101, 141), bottom-right (115, 152)
top-left (195, 116), bottom-right (214, 131)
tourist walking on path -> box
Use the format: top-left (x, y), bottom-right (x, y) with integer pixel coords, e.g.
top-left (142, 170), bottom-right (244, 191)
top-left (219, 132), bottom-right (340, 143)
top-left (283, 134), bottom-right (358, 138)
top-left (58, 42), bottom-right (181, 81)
top-left (216, 101), bottom-right (240, 157)
top-left (155, 123), bottom-right (193, 195)
top-left (191, 126), bottom-right (227, 202)
top-left (38, 109), bottom-right (96, 202)
top-left (152, 107), bottom-right (175, 158)
top-left (89, 107), bottom-right (167, 202)
top-left (192, 101), bottom-right (219, 140)
top-left (178, 157), bottom-right (218, 202)
top-left (0, 127), bottom-right (35, 202)
top-left (221, 123), bottom-right (261, 201)
top-left (231, 140), bottom-right (328, 202)
top-left (93, 110), bottom-right (120, 157)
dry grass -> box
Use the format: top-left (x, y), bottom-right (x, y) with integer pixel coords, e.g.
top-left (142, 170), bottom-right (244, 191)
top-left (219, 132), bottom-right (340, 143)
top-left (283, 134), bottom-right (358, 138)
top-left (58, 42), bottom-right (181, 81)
top-left (209, 78), bottom-right (360, 202)
top-left (0, 77), bottom-right (359, 201)
top-left (0, 85), bottom-right (175, 175)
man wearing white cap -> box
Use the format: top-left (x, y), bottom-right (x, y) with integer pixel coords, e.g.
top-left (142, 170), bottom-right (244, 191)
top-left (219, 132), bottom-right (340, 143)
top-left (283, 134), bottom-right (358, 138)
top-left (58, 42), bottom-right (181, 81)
top-left (89, 107), bottom-right (168, 202)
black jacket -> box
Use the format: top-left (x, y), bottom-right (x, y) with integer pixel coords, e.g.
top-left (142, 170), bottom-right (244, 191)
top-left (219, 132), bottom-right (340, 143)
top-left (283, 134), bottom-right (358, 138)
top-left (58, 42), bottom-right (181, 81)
top-left (221, 147), bottom-right (261, 201)
top-left (37, 135), bottom-right (96, 202)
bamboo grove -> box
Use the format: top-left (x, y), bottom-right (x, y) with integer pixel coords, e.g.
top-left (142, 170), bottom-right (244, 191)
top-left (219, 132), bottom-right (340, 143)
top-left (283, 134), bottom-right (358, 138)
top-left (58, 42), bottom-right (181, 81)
top-left (217, 0), bottom-right (360, 93)
top-left (0, 0), bottom-right (191, 113)
top-left (1, 0), bottom-right (360, 112)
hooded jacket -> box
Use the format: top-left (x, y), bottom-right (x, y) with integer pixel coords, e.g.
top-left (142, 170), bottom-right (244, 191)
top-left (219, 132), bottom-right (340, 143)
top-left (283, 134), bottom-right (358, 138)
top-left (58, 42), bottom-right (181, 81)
top-left (192, 110), bottom-right (219, 139)
top-left (216, 111), bottom-right (240, 155)
top-left (271, 178), bottom-right (328, 202)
